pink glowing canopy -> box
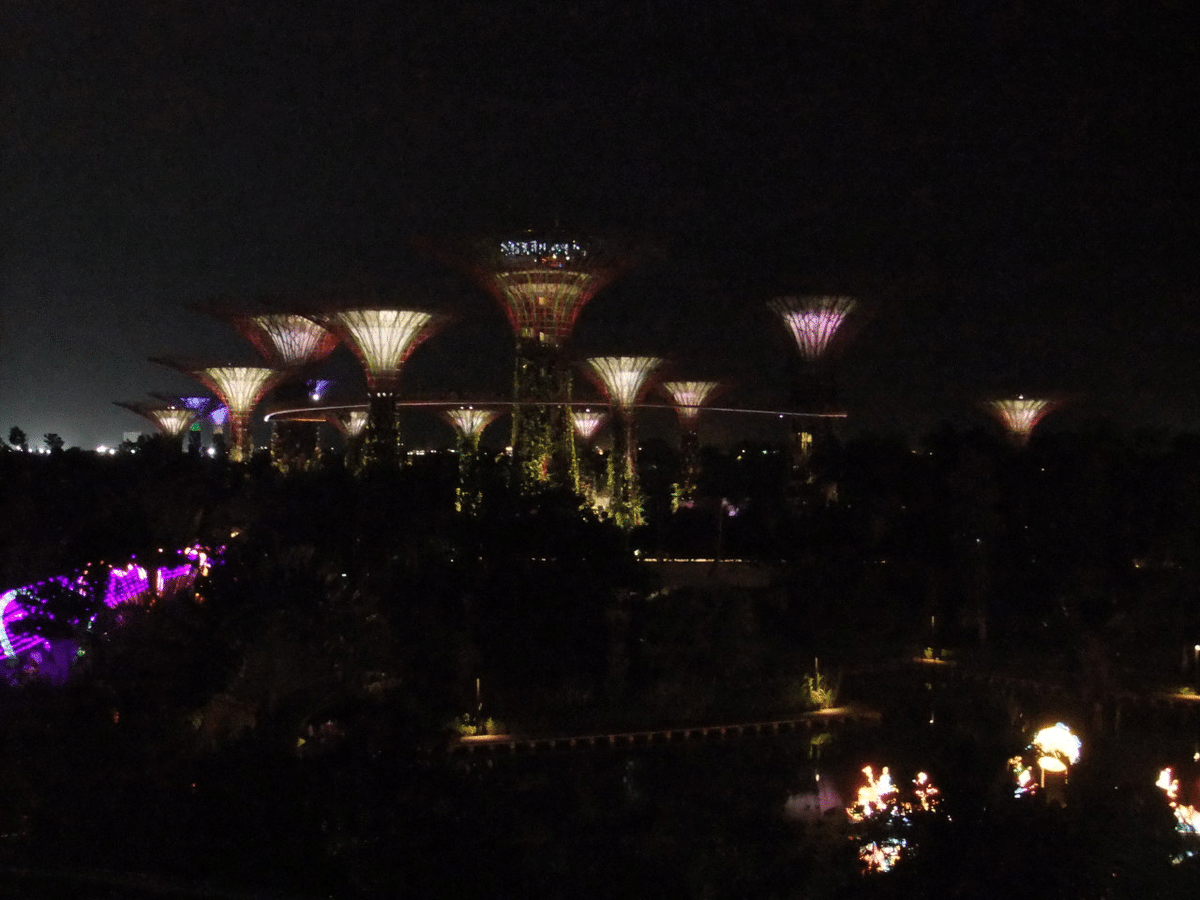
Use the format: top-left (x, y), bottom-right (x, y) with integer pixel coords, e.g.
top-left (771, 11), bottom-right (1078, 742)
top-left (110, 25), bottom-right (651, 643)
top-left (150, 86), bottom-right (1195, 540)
top-left (236, 313), bottom-right (340, 368)
top-left (662, 381), bottom-right (720, 423)
top-left (988, 397), bottom-right (1056, 438)
top-left (571, 410), bottom-right (606, 442)
top-left (769, 295), bottom-right (856, 362)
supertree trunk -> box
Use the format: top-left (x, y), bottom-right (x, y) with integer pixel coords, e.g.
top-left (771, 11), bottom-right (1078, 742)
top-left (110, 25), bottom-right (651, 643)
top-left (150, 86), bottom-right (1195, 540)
top-left (674, 427), bottom-right (701, 511)
top-left (456, 431), bottom-right (484, 515)
top-left (511, 345), bottom-right (577, 493)
top-left (608, 407), bottom-right (642, 530)
top-left (362, 393), bottom-right (401, 469)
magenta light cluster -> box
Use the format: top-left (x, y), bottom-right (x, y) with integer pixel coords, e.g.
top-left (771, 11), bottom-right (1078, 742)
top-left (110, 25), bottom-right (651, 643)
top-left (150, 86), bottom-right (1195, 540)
top-left (0, 545), bottom-right (219, 663)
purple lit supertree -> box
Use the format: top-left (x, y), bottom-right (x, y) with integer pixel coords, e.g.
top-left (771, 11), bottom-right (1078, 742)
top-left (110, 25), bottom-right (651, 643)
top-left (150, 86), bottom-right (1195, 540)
top-left (586, 356), bottom-right (663, 529)
top-left (443, 408), bottom-right (500, 515)
top-left (769, 295), bottom-right (856, 364)
top-left (661, 380), bottom-right (721, 510)
top-left (311, 308), bottom-right (444, 468)
top-left (769, 295), bottom-right (857, 483)
top-left (207, 404), bottom-right (229, 457)
top-left (986, 396), bottom-right (1057, 446)
top-left (461, 232), bottom-right (631, 492)
top-left (113, 401), bottom-right (196, 448)
top-left (152, 361), bottom-right (283, 462)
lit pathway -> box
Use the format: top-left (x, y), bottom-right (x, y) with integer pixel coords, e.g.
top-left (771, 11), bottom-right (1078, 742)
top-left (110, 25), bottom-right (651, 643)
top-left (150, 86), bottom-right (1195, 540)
top-left (448, 704), bottom-right (880, 756)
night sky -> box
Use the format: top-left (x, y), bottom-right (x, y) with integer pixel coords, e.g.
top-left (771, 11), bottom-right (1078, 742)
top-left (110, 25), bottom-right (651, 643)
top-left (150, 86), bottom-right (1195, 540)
top-left (2, 2), bottom-right (1197, 449)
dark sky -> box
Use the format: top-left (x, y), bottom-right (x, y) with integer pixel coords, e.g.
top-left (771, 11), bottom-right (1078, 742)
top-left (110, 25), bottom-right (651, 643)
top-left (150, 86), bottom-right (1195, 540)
top-left (2, 1), bottom-right (1198, 448)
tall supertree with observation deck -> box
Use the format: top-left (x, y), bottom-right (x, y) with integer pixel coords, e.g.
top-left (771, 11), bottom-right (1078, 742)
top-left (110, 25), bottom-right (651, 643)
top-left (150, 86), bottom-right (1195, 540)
top-left (113, 401), bottom-right (196, 448)
top-left (987, 396), bottom-right (1057, 446)
top-left (151, 360), bottom-right (283, 463)
top-left (462, 232), bottom-right (631, 493)
top-left (769, 295), bottom-right (856, 479)
top-left (586, 356), bottom-right (662, 530)
top-left (661, 380), bottom-right (721, 510)
top-left (310, 308), bottom-right (444, 468)
top-left (443, 408), bottom-right (500, 515)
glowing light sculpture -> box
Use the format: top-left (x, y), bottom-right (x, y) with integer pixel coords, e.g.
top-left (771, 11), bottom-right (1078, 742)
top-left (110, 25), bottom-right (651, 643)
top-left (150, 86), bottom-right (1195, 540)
top-left (313, 308), bottom-right (443, 468)
top-left (464, 232), bottom-right (630, 492)
top-left (586, 356), bottom-right (662, 530)
top-left (215, 312), bottom-right (340, 471)
top-left (662, 380), bottom-right (720, 510)
top-left (444, 408), bottom-right (500, 515)
top-left (113, 401), bottom-right (196, 446)
top-left (152, 360), bottom-right (283, 462)
top-left (769, 295), bottom-right (856, 363)
top-left (571, 410), bottom-right (606, 445)
top-left (769, 295), bottom-right (856, 493)
top-left (987, 396), bottom-right (1056, 446)
top-left (152, 394), bottom-right (216, 455)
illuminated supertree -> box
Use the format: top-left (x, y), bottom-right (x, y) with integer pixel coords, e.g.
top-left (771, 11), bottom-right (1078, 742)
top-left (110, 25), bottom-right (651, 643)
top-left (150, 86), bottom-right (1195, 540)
top-left (152, 361), bottom-right (283, 462)
top-left (152, 394), bottom-right (217, 454)
top-left (987, 396), bottom-right (1057, 446)
top-left (327, 409), bottom-right (369, 470)
top-left (312, 308), bottom-right (444, 468)
top-left (571, 409), bottom-right (607, 445)
top-left (462, 232), bottom-right (630, 493)
top-left (770, 295), bottom-right (856, 364)
top-left (443, 408), bottom-right (501, 515)
top-left (769, 295), bottom-right (857, 488)
top-left (113, 401), bottom-right (196, 448)
top-left (198, 309), bottom-right (341, 472)
top-left (571, 408), bottom-right (608, 507)
top-left (207, 310), bottom-right (341, 370)
top-left (661, 380), bottom-right (721, 510)
top-left (586, 356), bottom-right (663, 530)
top-left (208, 404), bottom-right (229, 458)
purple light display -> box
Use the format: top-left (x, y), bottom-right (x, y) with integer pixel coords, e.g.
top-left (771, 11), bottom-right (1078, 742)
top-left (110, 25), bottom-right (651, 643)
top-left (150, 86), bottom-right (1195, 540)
top-left (1, 545), bottom-right (220, 667)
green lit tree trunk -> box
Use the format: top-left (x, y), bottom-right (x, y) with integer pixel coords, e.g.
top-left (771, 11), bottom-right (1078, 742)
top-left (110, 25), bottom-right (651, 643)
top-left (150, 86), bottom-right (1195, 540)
top-left (608, 407), bottom-right (643, 530)
top-left (511, 342), bottom-right (578, 494)
top-left (455, 432), bottom-right (484, 515)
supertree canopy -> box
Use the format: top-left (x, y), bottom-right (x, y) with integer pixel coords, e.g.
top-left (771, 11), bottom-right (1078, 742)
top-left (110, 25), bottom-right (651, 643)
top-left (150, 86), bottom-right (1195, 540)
top-left (312, 308), bottom-right (443, 468)
top-left (571, 409), bottom-right (607, 444)
top-left (152, 393), bottom-right (216, 453)
top-left (225, 312), bottom-right (341, 370)
top-left (443, 408), bottom-right (500, 516)
top-left (769, 295), bottom-right (857, 363)
top-left (662, 381), bottom-right (721, 424)
top-left (113, 401), bottom-right (196, 439)
top-left (152, 361), bottom-right (282, 462)
top-left (987, 396), bottom-right (1057, 444)
top-left (586, 357), bottom-right (662, 410)
top-left (444, 407), bottom-right (500, 441)
top-left (586, 356), bottom-right (663, 530)
top-left (661, 381), bottom-right (721, 510)
top-left (328, 409), bottom-right (369, 438)
top-left (459, 231), bottom-right (633, 493)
